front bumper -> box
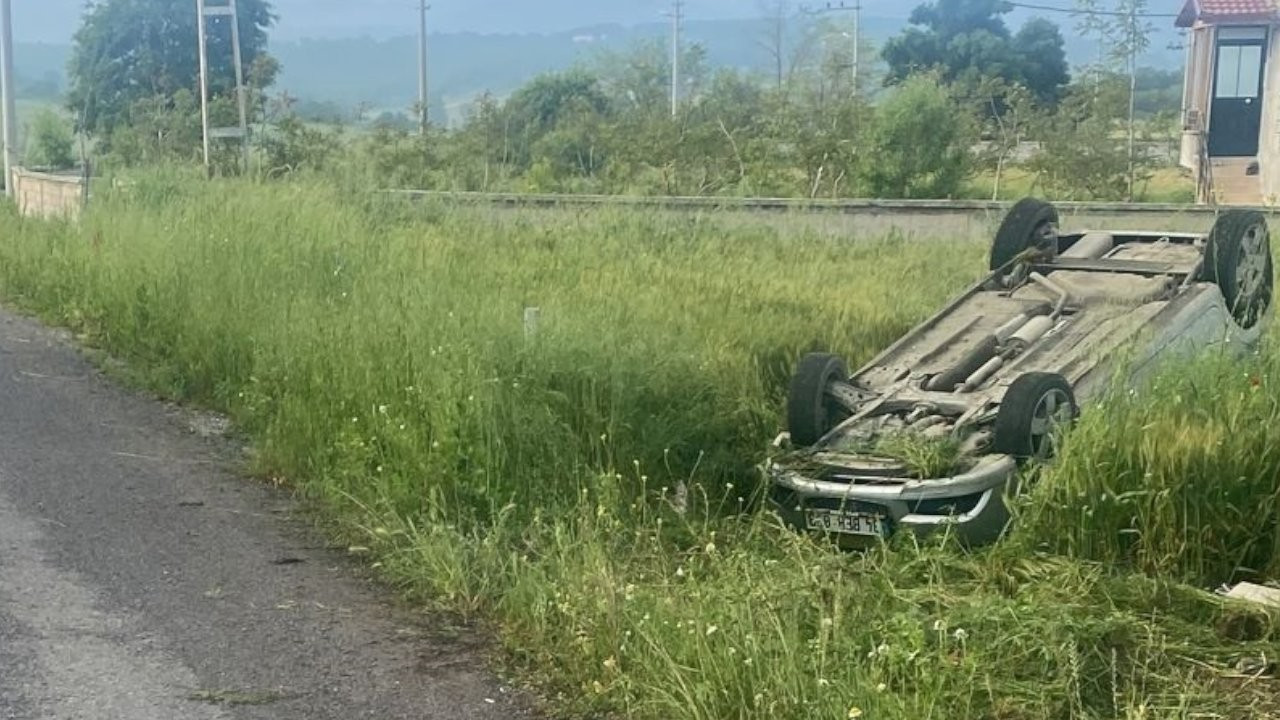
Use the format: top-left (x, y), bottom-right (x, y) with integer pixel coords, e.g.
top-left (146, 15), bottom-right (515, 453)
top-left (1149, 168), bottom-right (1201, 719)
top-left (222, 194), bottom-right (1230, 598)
top-left (766, 454), bottom-right (1019, 545)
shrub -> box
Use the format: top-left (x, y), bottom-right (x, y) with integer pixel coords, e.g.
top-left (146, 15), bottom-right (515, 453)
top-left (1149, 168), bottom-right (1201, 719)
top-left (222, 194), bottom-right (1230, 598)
top-left (861, 73), bottom-right (976, 199)
top-left (259, 115), bottom-right (342, 176)
top-left (24, 108), bottom-right (76, 170)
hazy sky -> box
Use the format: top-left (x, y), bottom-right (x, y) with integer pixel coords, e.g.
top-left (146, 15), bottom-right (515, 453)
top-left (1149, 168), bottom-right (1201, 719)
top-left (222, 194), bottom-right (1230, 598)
top-left (15, 0), bottom-right (768, 44)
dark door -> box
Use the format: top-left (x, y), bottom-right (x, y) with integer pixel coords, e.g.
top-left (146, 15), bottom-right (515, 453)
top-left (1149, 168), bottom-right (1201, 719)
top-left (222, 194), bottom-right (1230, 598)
top-left (1209, 36), bottom-right (1266, 157)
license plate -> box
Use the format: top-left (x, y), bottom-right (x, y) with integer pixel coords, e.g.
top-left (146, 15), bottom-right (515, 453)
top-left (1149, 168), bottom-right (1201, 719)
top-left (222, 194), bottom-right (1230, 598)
top-left (805, 508), bottom-right (887, 537)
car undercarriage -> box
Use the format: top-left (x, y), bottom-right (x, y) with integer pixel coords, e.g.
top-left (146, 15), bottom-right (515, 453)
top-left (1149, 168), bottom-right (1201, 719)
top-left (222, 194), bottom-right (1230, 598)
top-left (766, 199), bottom-right (1274, 544)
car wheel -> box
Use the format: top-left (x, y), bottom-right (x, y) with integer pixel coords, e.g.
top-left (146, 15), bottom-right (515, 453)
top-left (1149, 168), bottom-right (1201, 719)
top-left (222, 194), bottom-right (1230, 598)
top-left (1202, 210), bottom-right (1273, 329)
top-left (992, 373), bottom-right (1077, 460)
top-left (990, 198), bottom-right (1060, 272)
top-left (787, 353), bottom-right (851, 447)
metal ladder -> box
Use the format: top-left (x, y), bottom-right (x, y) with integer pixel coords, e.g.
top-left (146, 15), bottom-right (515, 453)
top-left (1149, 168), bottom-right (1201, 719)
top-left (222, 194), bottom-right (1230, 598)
top-left (196, 0), bottom-right (249, 174)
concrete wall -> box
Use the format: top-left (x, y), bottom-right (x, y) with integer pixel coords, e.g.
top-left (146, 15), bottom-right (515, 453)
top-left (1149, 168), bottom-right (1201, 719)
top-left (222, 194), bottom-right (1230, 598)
top-left (397, 192), bottom-right (1266, 243)
top-left (11, 168), bottom-right (87, 220)
top-left (1262, 25), bottom-right (1280, 202)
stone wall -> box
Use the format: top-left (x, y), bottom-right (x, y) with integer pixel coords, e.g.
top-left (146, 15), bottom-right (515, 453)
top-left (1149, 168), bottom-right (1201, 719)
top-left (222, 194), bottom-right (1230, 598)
top-left (11, 168), bottom-right (88, 220)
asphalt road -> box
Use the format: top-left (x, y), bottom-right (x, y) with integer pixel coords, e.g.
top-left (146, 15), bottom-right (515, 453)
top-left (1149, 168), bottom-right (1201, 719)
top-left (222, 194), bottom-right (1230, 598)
top-left (0, 307), bottom-right (532, 720)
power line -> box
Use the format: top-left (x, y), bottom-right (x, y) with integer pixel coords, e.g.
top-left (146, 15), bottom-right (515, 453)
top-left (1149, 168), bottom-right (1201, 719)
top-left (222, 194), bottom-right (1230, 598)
top-left (804, 0), bottom-right (1178, 19)
top-left (1006, 1), bottom-right (1178, 18)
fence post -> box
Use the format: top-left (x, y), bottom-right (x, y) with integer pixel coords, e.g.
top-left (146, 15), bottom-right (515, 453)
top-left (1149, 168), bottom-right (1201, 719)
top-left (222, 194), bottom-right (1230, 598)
top-left (523, 306), bottom-right (541, 340)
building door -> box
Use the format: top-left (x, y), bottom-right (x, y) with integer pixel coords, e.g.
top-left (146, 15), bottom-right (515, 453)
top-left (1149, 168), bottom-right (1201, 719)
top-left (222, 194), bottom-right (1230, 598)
top-left (1209, 28), bottom-right (1267, 157)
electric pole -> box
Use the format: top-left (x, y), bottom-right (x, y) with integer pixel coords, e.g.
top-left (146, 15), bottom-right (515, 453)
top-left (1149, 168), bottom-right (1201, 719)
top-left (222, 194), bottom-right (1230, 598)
top-left (418, 1), bottom-right (429, 133)
top-left (669, 0), bottom-right (683, 117)
top-left (0, 0), bottom-right (16, 197)
top-left (851, 0), bottom-right (860, 96)
top-left (804, 1), bottom-right (862, 98)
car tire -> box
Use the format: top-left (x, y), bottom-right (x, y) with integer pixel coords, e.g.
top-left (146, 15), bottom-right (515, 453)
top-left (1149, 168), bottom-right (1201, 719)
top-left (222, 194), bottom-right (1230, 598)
top-left (1202, 210), bottom-right (1273, 329)
top-left (787, 353), bottom-right (851, 447)
top-left (990, 198), bottom-right (1060, 271)
top-left (992, 372), bottom-right (1077, 460)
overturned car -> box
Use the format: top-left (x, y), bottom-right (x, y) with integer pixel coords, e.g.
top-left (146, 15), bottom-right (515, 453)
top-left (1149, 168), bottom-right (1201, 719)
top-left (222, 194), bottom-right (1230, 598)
top-left (766, 199), bottom-right (1274, 544)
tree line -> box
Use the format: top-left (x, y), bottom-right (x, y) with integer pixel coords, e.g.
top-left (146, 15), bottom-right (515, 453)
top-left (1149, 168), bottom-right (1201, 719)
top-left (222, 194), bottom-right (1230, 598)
top-left (35, 0), bottom-right (1185, 201)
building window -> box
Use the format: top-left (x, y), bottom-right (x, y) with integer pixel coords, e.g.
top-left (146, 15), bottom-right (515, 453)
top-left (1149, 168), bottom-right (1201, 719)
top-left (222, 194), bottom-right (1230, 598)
top-left (1216, 43), bottom-right (1264, 98)
top-left (1218, 26), bottom-right (1268, 42)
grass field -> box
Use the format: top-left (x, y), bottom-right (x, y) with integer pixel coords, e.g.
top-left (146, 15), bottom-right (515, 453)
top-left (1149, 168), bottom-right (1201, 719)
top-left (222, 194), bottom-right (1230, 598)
top-left (965, 166), bottom-right (1196, 204)
top-left (1, 172), bottom-right (1278, 718)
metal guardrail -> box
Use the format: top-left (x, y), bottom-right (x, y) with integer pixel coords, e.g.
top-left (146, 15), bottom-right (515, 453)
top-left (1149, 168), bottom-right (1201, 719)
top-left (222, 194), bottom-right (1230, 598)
top-left (382, 190), bottom-right (1271, 217)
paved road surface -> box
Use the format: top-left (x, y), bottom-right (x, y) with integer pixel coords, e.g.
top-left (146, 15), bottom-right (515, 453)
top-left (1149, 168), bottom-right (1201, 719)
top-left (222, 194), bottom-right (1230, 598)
top-left (0, 308), bottom-right (532, 720)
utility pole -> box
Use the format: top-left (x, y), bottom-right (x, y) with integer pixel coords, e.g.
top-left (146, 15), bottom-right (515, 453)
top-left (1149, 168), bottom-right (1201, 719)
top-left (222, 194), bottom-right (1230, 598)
top-left (0, 0), bottom-right (16, 197)
top-left (851, 0), bottom-right (860, 96)
top-left (418, 0), bottom-right (429, 133)
top-left (668, 0), bottom-right (683, 117)
top-left (804, 1), bottom-right (862, 98)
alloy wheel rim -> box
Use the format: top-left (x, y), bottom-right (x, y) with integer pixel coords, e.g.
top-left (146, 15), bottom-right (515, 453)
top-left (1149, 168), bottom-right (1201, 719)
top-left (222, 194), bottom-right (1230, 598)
top-left (1235, 222), bottom-right (1269, 307)
top-left (1028, 388), bottom-right (1073, 458)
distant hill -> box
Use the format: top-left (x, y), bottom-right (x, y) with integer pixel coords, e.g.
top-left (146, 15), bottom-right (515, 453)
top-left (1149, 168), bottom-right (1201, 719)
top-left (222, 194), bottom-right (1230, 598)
top-left (271, 15), bottom-right (1186, 124)
top-left (12, 11), bottom-right (1187, 123)
top-left (270, 0), bottom-right (769, 39)
top-left (270, 17), bottom-right (914, 123)
top-left (10, 0), bottom-right (775, 43)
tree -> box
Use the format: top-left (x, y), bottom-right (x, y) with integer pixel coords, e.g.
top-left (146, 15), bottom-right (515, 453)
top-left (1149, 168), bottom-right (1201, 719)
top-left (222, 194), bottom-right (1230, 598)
top-left (1112, 0), bottom-right (1154, 201)
top-left (882, 0), bottom-right (1070, 105)
top-left (1026, 77), bottom-right (1153, 200)
top-left (861, 73), bottom-right (975, 198)
top-left (259, 115), bottom-right (342, 176)
top-left (66, 0), bottom-right (277, 140)
top-left (591, 40), bottom-right (708, 116)
top-left (1013, 20), bottom-right (1070, 105)
top-left (759, 1), bottom-right (791, 92)
top-left (24, 110), bottom-right (76, 170)
top-left (501, 71), bottom-right (610, 172)
top-left (1072, 0), bottom-right (1154, 200)
top-left (969, 78), bottom-right (1040, 199)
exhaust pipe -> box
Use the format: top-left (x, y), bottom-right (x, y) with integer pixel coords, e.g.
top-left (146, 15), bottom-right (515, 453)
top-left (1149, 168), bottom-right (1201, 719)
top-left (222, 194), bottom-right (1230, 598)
top-left (926, 335), bottom-right (999, 392)
top-left (1060, 232), bottom-right (1114, 260)
top-left (1030, 272), bottom-right (1072, 318)
top-left (961, 355), bottom-right (1005, 392)
top-left (1008, 314), bottom-right (1055, 352)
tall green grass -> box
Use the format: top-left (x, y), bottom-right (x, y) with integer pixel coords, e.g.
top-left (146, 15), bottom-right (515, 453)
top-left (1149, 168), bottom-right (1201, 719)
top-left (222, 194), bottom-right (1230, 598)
top-left (1020, 349), bottom-right (1280, 585)
top-left (1, 173), bottom-right (1278, 718)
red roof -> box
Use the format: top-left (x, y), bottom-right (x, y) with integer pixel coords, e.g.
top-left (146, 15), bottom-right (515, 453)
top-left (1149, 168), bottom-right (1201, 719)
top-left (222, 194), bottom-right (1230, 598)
top-left (1177, 0), bottom-right (1279, 26)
